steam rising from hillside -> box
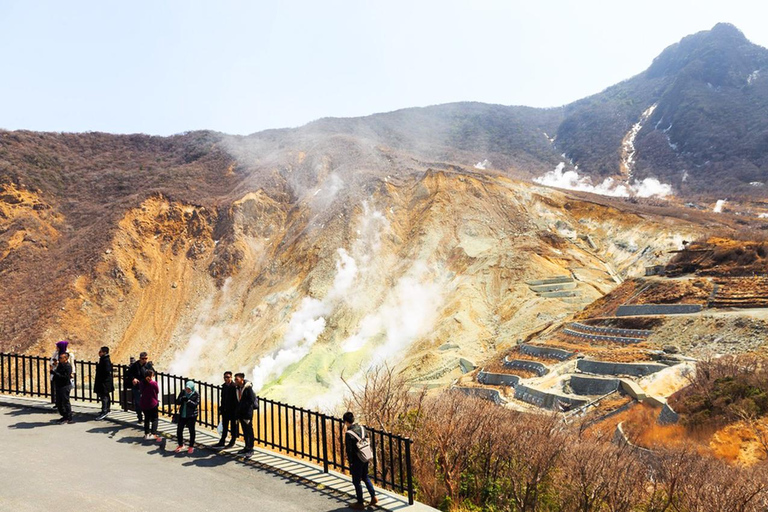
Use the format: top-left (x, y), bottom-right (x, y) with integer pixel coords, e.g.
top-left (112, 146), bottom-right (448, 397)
top-left (534, 163), bottom-right (673, 198)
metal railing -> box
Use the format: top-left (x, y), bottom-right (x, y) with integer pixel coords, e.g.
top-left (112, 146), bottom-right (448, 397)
top-left (0, 352), bottom-right (414, 504)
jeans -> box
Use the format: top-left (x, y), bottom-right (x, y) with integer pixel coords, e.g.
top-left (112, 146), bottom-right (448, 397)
top-left (351, 460), bottom-right (375, 504)
top-left (132, 386), bottom-right (142, 421)
top-left (99, 394), bottom-right (111, 415)
top-left (220, 413), bottom-right (239, 444)
top-left (143, 406), bottom-right (159, 435)
top-left (239, 417), bottom-right (254, 450)
top-left (177, 416), bottom-right (196, 446)
top-left (55, 385), bottom-right (72, 420)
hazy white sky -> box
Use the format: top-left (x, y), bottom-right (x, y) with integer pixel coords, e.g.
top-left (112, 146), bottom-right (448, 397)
top-left (1, 0), bottom-right (766, 136)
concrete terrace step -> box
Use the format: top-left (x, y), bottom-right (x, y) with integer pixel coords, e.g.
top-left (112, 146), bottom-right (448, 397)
top-left (568, 322), bottom-right (652, 338)
top-left (576, 359), bottom-right (668, 377)
top-left (529, 282), bottom-right (577, 293)
top-left (615, 304), bottom-right (703, 316)
top-left (453, 386), bottom-right (507, 405)
top-left (562, 328), bottom-right (645, 345)
top-left (513, 383), bottom-right (589, 411)
top-left (476, 369), bottom-right (520, 387)
top-left (503, 357), bottom-right (550, 376)
top-left (525, 276), bottom-right (574, 286)
top-left (0, 394), bottom-right (433, 512)
top-left (519, 343), bottom-right (574, 361)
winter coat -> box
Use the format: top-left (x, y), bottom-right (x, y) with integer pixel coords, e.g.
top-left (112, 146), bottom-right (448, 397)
top-left (94, 354), bottom-right (114, 397)
top-left (235, 381), bottom-right (255, 420)
top-left (139, 380), bottom-right (160, 411)
top-left (176, 390), bottom-right (199, 418)
top-left (125, 360), bottom-right (154, 389)
top-left (51, 361), bottom-right (73, 389)
top-left (219, 382), bottom-right (238, 416)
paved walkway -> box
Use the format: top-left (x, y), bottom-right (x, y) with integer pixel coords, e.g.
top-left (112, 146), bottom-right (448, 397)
top-left (0, 396), bottom-right (431, 512)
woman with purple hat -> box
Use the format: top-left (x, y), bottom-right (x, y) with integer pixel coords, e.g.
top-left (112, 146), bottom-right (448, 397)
top-left (49, 340), bottom-right (76, 406)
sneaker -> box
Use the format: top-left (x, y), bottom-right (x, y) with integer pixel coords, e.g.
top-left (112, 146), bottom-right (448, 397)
top-left (187, 447), bottom-right (194, 455)
top-left (213, 441), bottom-right (225, 448)
top-left (144, 434), bottom-right (154, 440)
top-left (174, 445), bottom-right (184, 453)
top-left (369, 497), bottom-right (378, 507)
top-left (349, 503), bottom-right (366, 510)
top-left (56, 418), bottom-right (67, 424)
top-left (155, 436), bottom-right (163, 443)
top-left (226, 441), bottom-right (236, 448)
top-left (237, 448), bottom-right (249, 454)
top-left (243, 449), bottom-right (254, 458)
top-left (66, 419), bottom-right (75, 424)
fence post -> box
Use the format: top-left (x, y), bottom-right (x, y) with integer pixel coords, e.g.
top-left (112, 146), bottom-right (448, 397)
top-left (321, 414), bottom-right (329, 474)
top-left (405, 438), bottom-right (414, 505)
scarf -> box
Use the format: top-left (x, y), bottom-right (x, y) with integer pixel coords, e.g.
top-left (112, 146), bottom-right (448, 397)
top-left (182, 381), bottom-right (195, 417)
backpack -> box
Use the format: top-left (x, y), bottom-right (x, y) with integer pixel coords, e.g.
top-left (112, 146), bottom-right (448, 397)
top-left (347, 426), bottom-right (374, 463)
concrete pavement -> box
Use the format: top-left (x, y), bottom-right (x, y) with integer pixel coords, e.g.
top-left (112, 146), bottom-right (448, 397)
top-left (0, 396), bottom-right (432, 512)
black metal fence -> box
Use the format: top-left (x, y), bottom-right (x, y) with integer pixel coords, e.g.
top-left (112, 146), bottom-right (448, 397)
top-left (0, 352), bottom-right (414, 504)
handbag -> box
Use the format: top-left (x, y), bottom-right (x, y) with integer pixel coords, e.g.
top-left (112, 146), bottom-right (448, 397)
top-left (172, 413), bottom-right (180, 424)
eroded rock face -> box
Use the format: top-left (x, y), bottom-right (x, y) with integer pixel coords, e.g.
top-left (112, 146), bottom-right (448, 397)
top-left (5, 169), bottom-right (703, 407)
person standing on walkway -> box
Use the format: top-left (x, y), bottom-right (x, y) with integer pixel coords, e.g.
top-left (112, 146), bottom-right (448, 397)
top-left (50, 353), bottom-right (74, 424)
top-left (139, 370), bottom-right (162, 442)
top-left (126, 352), bottom-right (154, 423)
top-left (214, 371), bottom-right (239, 448)
top-left (343, 412), bottom-right (377, 510)
top-left (94, 346), bottom-right (114, 420)
top-left (234, 373), bottom-right (255, 457)
top-left (175, 381), bottom-right (199, 454)
top-left (49, 340), bottom-right (75, 407)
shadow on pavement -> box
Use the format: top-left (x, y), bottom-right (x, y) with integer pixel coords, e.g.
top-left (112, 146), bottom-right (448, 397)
top-left (7, 420), bottom-right (63, 429)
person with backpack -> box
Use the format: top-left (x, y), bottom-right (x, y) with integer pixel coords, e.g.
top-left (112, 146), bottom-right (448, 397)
top-left (50, 352), bottom-right (74, 424)
top-left (94, 346), bottom-right (114, 420)
top-left (174, 381), bottom-right (199, 454)
top-left (139, 370), bottom-right (162, 442)
top-left (234, 373), bottom-right (255, 457)
top-left (343, 411), bottom-right (377, 510)
top-left (213, 371), bottom-right (238, 448)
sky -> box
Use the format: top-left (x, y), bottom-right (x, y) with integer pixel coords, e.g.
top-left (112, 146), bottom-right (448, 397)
top-left (1, 0), bottom-right (767, 136)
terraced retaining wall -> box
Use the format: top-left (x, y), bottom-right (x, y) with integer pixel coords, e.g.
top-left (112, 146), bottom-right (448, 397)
top-left (477, 370), bottom-right (520, 387)
top-left (577, 359), bottom-right (668, 377)
top-left (503, 357), bottom-right (549, 376)
top-left (454, 386), bottom-right (506, 405)
top-left (568, 375), bottom-right (620, 396)
top-left (520, 344), bottom-right (574, 361)
top-left (569, 322), bottom-right (652, 338)
top-left (525, 276), bottom-right (573, 286)
top-left (562, 328), bottom-right (644, 344)
top-left (541, 290), bottom-right (579, 298)
top-left (514, 384), bottom-right (588, 410)
top-left (530, 282), bottom-right (577, 293)
top-left (657, 402), bottom-right (680, 425)
top-left (616, 304), bottom-right (702, 316)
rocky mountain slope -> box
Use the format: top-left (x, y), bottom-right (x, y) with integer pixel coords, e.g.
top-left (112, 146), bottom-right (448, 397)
top-left (2, 24), bottom-right (767, 408)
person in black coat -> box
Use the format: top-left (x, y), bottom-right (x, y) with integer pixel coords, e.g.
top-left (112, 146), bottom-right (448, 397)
top-left (94, 346), bottom-right (114, 420)
top-left (125, 352), bottom-right (154, 423)
top-left (50, 353), bottom-right (74, 424)
top-left (234, 373), bottom-right (255, 456)
top-left (214, 371), bottom-right (239, 448)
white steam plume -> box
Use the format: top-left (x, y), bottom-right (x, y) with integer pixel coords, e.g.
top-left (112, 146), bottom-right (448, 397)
top-left (474, 159), bottom-right (490, 170)
top-left (251, 248), bottom-right (357, 392)
top-left (713, 199), bottom-right (727, 213)
top-left (534, 162), bottom-right (673, 198)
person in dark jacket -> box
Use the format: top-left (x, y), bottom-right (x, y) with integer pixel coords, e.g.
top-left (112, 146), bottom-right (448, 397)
top-left (126, 352), bottom-right (154, 423)
top-left (214, 371), bottom-right (239, 448)
top-left (94, 346), bottom-right (114, 420)
top-left (50, 353), bottom-right (74, 424)
top-left (174, 381), bottom-right (199, 454)
top-left (343, 412), bottom-right (377, 510)
top-left (234, 373), bottom-right (255, 456)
